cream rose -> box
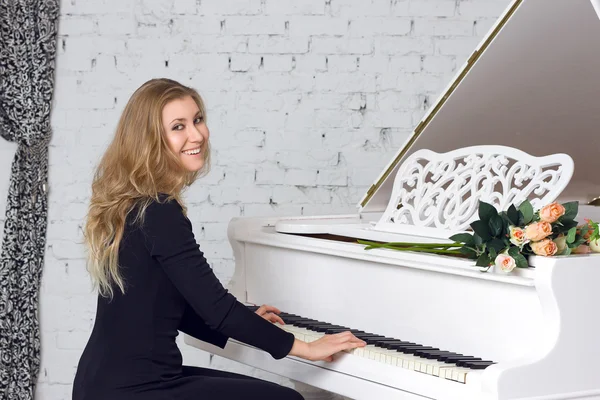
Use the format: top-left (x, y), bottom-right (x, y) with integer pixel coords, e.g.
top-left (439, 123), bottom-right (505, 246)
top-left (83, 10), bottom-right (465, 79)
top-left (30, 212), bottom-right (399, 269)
top-left (589, 239), bottom-right (600, 253)
top-left (553, 235), bottom-right (567, 254)
top-left (539, 202), bottom-right (565, 223)
top-left (530, 239), bottom-right (558, 256)
top-left (524, 222), bottom-right (553, 242)
top-left (494, 254), bottom-right (516, 272)
top-left (509, 226), bottom-right (528, 247)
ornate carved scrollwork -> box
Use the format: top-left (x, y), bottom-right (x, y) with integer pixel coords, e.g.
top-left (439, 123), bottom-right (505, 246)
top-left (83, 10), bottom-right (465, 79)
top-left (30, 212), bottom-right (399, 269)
top-left (376, 146), bottom-right (574, 234)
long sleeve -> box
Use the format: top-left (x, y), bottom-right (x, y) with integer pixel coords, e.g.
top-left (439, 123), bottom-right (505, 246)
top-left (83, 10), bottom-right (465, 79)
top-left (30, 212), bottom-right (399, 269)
top-left (178, 303), bottom-right (228, 349)
top-left (142, 198), bottom-right (295, 360)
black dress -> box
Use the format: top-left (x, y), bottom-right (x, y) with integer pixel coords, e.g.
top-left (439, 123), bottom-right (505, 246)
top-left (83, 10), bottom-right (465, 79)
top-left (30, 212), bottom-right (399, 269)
top-left (72, 197), bottom-right (302, 400)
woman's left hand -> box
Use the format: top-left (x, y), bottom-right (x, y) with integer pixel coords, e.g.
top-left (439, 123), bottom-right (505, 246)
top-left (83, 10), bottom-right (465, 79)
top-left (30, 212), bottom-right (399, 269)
top-left (255, 304), bottom-right (285, 325)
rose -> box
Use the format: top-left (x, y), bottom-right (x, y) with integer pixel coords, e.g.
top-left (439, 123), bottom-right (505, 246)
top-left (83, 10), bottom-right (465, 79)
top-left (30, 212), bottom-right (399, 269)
top-left (509, 226), bottom-right (528, 247)
top-left (589, 239), bottom-right (600, 253)
top-left (539, 202), bottom-right (565, 223)
top-left (573, 244), bottom-right (592, 254)
top-left (494, 254), bottom-right (516, 272)
top-left (553, 235), bottom-right (567, 254)
top-left (524, 222), bottom-right (553, 242)
top-left (530, 239), bottom-right (558, 256)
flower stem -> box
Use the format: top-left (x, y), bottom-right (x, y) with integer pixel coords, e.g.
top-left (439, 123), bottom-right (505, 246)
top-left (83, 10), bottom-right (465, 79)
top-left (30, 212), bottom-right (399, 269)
top-left (364, 244), bottom-right (463, 255)
top-left (358, 240), bottom-right (461, 249)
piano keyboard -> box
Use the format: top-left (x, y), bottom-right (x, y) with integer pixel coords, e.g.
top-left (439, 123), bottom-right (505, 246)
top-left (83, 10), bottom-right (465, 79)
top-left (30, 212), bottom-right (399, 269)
top-left (249, 306), bottom-right (495, 384)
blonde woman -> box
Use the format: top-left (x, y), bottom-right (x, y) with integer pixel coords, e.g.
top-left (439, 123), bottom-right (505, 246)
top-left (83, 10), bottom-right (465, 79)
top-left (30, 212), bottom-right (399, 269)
top-left (72, 78), bottom-right (365, 400)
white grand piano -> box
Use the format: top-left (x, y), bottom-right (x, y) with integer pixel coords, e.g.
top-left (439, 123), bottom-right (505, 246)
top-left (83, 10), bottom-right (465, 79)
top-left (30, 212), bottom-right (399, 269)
top-left (185, 0), bottom-right (600, 399)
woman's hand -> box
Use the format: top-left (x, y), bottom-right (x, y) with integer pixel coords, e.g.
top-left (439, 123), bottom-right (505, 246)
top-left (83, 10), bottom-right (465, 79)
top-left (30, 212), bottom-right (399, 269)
top-left (254, 304), bottom-right (285, 325)
top-left (288, 332), bottom-right (366, 362)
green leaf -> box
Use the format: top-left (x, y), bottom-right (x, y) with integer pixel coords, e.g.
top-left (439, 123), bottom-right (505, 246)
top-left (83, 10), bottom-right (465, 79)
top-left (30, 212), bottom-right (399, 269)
top-left (561, 201), bottom-right (578, 221)
top-left (488, 215), bottom-right (504, 237)
top-left (471, 220), bottom-right (492, 241)
top-left (449, 233), bottom-right (475, 246)
top-left (513, 253), bottom-right (529, 268)
top-left (569, 237), bottom-right (586, 248)
top-left (566, 227), bottom-right (577, 244)
top-left (488, 247), bottom-right (497, 260)
top-left (488, 238), bottom-right (507, 253)
top-left (508, 246), bottom-right (521, 258)
top-left (519, 200), bottom-right (534, 225)
top-left (478, 201), bottom-right (498, 223)
top-left (562, 247), bottom-right (572, 256)
top-left (459, 247), bottom-right (478, 259)
top-left (559, 219), bottom-right (578, 231)
top-left (473, 234), bottom-right (483, 246)
top-left (476, 253), bottom-right (491, 267)
top-left (507, 204), bottom-right (519, 226)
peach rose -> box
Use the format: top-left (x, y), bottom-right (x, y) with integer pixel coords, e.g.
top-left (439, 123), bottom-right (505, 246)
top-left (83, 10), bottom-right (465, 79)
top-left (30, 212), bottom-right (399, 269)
top-left (573, 244), bottom-right (592, 254)
top-left (539, 202), bottom-right (565, 223)
top-left (530, 239), bottom-right (558, 256)
top-left (553, 235), bottom-right (567, 254)
top-left (509, 226), bottom-right (528, 247)
top-left (589, 239), bottom-right (600, 253)
top-left (495, 254), bottom-right (516, 272)
top-left (524, 222), bottom-right (553, 242)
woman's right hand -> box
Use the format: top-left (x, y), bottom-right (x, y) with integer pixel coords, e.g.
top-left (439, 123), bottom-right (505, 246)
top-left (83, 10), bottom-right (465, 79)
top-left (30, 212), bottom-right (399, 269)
top-left (288, 332), bottom-right (367, 362)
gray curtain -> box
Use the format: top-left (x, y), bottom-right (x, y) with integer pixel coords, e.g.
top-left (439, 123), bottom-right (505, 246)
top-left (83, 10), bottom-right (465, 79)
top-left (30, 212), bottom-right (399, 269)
top-left (0, 0), bottom-right (60, 398)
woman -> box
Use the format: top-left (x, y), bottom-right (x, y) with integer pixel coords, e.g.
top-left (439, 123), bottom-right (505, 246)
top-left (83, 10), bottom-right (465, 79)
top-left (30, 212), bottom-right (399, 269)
top-left (72, 78), bottom-right (366, 400)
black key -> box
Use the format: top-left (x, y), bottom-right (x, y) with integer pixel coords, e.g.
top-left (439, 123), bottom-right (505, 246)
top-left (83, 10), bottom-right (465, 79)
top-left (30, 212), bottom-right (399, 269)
top-left (281, 317), bottom-right (306, 323)
top-left (414, 349), bottom-right (454, 358)
top-left (397, 346), bottom-right (439, 355)
top-left (282, 315), bottom-right (309, 321)
top-left (314, 325), bottom-right (348, 333)
top-left (326, 328), bottom-right (365, 335)
top-left (373, 339), bottom-right (406, 347)
top-left (294, 319), bottom-right (321, 328)
top-left (245, 307), bottom-right (495, 369)
top-left (382, 342), bottom-right (417, 350)
top-left (441, 355), bottom-right (482, 364)
top-left (423, 351), bottom-right (462, 361)
top-left (365, 337), bottom-right (397, 345)
top-left (280, 314), bottom-right (303, 319)
top-left (361, 336), bottom-right (391, 344)
top-left (457, 360), bottom-right (494, 368)
top-left (353, 333), bottom-right (384, 340)
top-left (375, 340), bottom-right (412, 348)
top-left (306, 323), bottom-right (334, 331)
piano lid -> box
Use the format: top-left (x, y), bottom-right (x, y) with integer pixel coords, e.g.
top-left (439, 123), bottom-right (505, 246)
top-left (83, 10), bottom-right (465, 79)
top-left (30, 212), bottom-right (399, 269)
top-left (359, 0), bottom-right (600, 213)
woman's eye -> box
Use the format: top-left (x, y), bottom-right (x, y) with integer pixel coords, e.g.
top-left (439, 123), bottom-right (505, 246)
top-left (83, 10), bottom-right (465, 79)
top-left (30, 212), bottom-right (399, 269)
top-left (194, 116), bottom-right (204, 124)
top-left (173, 124), bottom-right (183, 131)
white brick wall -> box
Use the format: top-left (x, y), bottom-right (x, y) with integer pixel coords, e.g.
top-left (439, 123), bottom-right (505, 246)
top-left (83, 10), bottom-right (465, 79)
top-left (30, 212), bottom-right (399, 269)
top-left (0, 0), bottom-right (511, 398)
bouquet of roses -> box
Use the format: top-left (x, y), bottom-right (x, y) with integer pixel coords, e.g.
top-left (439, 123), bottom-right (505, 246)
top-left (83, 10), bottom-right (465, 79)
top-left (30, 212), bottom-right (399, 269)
top-left (359, 200), bottom-right (600, 273)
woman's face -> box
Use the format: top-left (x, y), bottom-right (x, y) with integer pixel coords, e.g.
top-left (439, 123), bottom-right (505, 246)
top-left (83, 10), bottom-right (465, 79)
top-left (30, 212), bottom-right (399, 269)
top-left (162, 95), bottom-right (209, 172)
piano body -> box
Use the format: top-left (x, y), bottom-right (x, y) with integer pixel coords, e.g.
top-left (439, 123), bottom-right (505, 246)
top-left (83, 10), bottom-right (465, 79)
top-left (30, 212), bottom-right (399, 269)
top-left (185, 0), bottom-right (600, 399)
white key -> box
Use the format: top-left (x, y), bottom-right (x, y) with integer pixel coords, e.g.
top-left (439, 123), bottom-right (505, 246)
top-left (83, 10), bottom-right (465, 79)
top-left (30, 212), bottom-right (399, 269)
top-left (279, 321), bottom-right (479, 385)
top-left (450, 367), bottom-right (470, 383)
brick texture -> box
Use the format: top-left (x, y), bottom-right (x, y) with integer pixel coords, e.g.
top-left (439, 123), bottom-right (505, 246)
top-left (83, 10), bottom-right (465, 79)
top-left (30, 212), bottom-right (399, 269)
top-left (0, 0), bottom-right (511, 398)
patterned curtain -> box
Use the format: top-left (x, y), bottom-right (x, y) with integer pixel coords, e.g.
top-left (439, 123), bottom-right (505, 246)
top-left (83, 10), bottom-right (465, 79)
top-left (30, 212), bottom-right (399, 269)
top-left (0, 0), bottom-right (60, 398)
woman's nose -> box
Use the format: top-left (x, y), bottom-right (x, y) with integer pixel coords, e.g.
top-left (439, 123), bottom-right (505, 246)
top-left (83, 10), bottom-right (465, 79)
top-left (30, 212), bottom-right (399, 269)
top-left (189, 125), bottom-right (205, 142)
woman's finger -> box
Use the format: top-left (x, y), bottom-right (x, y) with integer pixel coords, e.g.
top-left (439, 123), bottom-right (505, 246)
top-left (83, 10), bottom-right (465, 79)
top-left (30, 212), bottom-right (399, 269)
top-left (255, 304), bottom-right (281, 316)
top-left (255, 305), bottom-right (267, 315)
top-left (264, 312), bottom-right (285, 325)
top-left (261, 305), bottom-right (281, 314)
top-left (336, 341), bottom-right (364, 354)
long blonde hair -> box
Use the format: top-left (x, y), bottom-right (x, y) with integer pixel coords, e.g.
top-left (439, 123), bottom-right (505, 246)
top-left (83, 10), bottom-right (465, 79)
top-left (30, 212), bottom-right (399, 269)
top-left (84, 78), bottom-right (211, 298)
